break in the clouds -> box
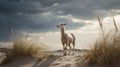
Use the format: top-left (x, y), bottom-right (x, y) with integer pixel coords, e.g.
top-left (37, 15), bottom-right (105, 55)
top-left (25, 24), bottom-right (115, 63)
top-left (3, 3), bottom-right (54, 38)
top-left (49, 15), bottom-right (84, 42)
top-left (0, 0), bottom-right (120, 41)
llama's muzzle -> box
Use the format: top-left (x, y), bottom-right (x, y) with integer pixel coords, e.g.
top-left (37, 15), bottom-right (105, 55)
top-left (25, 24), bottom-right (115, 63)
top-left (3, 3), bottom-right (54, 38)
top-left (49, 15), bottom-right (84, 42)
top-left (57, 25), bottom-right (59, 28)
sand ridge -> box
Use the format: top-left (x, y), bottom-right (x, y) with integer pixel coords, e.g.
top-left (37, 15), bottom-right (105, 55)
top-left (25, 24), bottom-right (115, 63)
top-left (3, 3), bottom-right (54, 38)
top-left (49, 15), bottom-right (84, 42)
top-left (0, 49), bottom-right (86, 67)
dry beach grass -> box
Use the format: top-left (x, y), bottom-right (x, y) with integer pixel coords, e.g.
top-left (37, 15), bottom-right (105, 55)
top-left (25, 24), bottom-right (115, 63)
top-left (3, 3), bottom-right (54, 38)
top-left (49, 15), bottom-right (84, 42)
top-left (81, 17), bottom-right (120, 67)
top-left (1, 39), bottom-right (52, 64)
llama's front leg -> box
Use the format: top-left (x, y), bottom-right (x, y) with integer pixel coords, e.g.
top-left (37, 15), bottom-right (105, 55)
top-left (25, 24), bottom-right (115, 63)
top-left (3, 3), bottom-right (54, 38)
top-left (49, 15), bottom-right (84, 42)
top-left (63, 44), bottom-right (67, 56)
top-left (68, 45), bottom-right (72, 55)
top-left (64, 47), bottom-right (67, 56)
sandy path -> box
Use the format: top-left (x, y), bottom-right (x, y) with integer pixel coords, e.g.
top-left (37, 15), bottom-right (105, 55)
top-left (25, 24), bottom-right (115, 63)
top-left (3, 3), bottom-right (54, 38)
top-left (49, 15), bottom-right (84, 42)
top-left (50, 55), bottom-right (80, 67)
top-left (0, 50), bottom-right (85, 67)
top-left (33, 56), bottom-right (60, 67)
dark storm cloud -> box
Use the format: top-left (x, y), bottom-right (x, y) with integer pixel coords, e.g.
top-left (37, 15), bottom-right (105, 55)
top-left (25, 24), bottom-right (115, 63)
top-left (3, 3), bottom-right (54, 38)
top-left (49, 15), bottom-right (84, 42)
top-left (0, 0), bottom-right (73, 14)
top-left (0, 0), bottom-right (120, 41)
top-left (50, 0), bottom-right (120, 19)
top-left (0, 0), bottom-right (43, 14)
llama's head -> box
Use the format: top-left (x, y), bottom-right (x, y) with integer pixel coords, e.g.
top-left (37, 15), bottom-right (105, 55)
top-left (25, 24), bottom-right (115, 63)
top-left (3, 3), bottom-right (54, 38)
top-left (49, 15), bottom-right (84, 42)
top-left (57, 23), bottom-right (66, 29)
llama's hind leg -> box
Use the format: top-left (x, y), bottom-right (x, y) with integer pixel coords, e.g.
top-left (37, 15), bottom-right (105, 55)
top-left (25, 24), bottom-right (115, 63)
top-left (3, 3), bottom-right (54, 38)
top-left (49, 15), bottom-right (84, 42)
top-left (72, 43), bottom-right (75, 55)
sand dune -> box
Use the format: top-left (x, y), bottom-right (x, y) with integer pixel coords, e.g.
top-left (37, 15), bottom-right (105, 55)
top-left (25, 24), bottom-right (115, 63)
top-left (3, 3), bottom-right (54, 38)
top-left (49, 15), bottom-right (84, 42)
top-left (0, 49), bottom-right (86, 67)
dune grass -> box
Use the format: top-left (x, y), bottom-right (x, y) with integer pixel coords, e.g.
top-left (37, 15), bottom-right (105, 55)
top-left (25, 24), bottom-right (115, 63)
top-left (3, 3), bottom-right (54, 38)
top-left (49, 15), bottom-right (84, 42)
top-left (82, 32), bottom-right (120, 67)
top-left (13, 39), bottom-right (52, 58)
top-left (1, 39), bottom-right (52, 64)
top-left (81, 17), bottom-right (120, 67)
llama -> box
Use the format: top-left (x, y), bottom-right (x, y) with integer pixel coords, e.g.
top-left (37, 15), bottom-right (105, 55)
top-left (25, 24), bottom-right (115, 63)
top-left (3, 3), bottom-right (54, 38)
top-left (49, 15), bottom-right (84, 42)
top-left (57, 23), bottom-right (75, 56)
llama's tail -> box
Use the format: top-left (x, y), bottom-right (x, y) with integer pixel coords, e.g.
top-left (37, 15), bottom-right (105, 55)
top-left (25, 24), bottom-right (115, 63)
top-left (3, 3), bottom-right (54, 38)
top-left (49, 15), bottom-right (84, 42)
top-left (71, 33), bottom-right (75, 45)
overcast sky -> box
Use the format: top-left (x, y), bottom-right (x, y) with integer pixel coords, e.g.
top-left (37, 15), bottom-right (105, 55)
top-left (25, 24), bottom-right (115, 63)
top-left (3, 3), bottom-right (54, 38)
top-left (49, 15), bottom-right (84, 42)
top-left (0, 0), bottom-right (120, 50)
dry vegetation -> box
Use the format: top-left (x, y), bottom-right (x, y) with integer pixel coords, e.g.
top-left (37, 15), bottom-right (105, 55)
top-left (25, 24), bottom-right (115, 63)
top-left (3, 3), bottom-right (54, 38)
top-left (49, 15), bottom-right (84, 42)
top-left (81, 17), bottom-right (120, 67)
top-left (13, 39), bottom-right (52, 58)
top-left (1, 39), bottom-right (52, 64)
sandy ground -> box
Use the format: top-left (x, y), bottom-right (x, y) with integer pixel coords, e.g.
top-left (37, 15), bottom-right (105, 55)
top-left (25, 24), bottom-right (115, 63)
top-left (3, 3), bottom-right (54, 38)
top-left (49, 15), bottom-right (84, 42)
top-left (50, 55), bottom-right (80, 67)
top-left (0, 49), bottom-right (86, 67)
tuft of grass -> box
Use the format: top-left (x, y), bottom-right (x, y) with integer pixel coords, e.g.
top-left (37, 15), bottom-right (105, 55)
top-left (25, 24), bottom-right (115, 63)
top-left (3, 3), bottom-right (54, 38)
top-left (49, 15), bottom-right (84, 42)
top-left (1, 39), bottom-right (52, 64)
top-left (81, 17), bottom-right (120, 67)
top-left (13, 39), bottom-right (52, 58)
top-left (82, 32), bottom-right (120, 67)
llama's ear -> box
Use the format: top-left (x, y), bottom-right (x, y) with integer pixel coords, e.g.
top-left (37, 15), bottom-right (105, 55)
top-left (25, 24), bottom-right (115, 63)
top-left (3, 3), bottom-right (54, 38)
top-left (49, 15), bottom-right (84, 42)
top-left (64, 23), bottom-right (66, 25)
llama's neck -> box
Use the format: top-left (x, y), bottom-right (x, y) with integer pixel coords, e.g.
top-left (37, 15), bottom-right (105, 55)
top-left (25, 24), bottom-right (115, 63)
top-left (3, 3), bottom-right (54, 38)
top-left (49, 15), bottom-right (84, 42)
top-left (60, 28), bottom-right (65, 38)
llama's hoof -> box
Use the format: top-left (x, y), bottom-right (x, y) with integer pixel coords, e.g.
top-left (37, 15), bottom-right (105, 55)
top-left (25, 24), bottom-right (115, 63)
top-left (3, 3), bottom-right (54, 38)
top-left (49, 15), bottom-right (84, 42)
top-left (64, 54), bottom-right (67, 56)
